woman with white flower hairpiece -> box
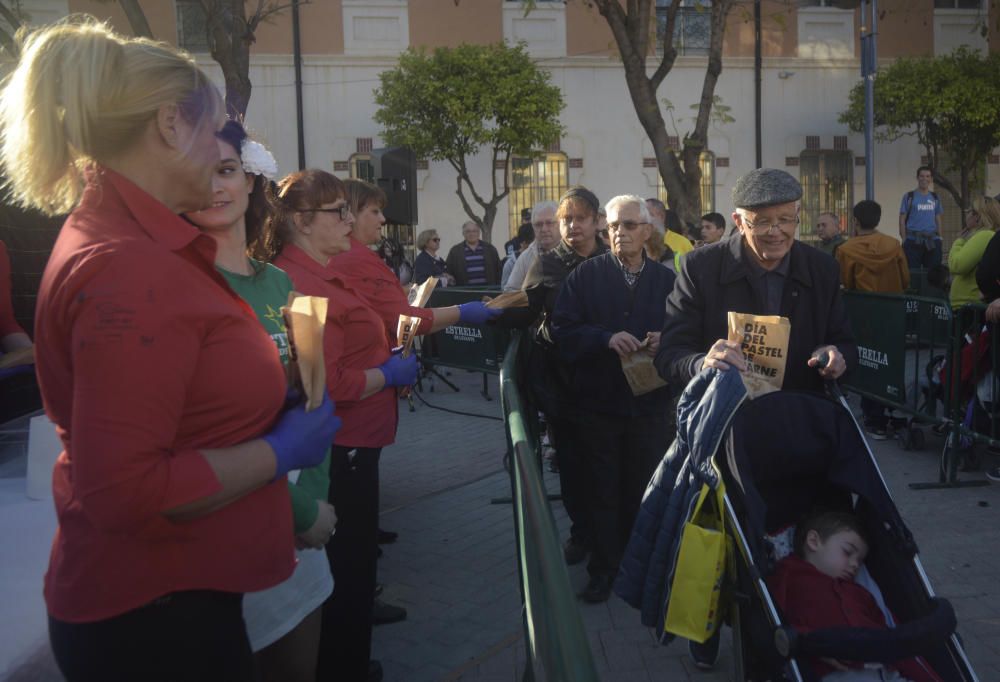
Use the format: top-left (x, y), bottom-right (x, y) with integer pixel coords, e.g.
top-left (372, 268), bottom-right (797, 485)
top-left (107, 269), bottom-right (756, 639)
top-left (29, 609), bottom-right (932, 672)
top-left (185, 120), bottom-right (334, 682)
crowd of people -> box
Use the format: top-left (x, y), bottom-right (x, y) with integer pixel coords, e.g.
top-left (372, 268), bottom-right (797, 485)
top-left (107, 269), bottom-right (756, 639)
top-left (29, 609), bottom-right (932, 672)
top-left (2, 15), bottom-right (1000, 682)
top-left (0, 19), bottom-right (506, 682)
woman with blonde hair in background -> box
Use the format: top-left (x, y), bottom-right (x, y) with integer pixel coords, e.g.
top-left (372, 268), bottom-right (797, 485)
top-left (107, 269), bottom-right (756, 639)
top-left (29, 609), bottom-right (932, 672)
top-left (414, 227), bottom-right (454, 286)
top-left (184, 120), bottom-right (336, 682)
top-left (0, 19), bottom-right (338, 680)
top-left (951, 194), bottom-right (1000, 307)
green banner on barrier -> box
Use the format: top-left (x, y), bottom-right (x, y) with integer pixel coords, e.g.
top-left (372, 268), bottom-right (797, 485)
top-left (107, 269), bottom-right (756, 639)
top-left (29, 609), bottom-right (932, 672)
top-left (843, 291), bottom-right (907, 404)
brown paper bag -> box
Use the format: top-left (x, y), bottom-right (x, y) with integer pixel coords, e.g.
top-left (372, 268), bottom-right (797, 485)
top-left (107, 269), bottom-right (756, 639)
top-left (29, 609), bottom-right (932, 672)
top-left (396, 276), bottom-right (438, 359)
top-left (281, 293), bottom-right (329, 412)
top-left (485, 290), bottom-right (529, 309)
top-left (620, 340), bottom-right (668, 396)
top-left (727, 312), bottom-right (791, 399)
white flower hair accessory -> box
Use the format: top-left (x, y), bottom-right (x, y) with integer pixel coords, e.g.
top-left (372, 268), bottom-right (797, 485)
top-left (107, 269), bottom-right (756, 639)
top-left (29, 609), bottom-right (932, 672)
top-left (240, 138), bottom-right (278, 180)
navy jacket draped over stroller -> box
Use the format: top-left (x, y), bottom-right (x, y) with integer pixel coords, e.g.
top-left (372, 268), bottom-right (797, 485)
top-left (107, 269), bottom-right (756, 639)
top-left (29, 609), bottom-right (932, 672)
top-left (614, 367), bottom-right (747, 632)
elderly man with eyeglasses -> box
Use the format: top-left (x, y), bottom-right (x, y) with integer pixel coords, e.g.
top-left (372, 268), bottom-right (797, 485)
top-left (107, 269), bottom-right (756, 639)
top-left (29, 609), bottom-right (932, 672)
top-left (652, 167), bottom-right (857, 670)
top-left (656, 168), bottom-right (856, 396)
top-left (503, 201), bottom-right (560, 292)
top-left (551, 194), bottom-right (676, 603)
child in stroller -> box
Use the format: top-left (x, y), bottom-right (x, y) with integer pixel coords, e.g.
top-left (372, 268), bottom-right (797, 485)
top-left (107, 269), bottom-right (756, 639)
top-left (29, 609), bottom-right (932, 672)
top-left (768, 511), bottom-right (939, 682)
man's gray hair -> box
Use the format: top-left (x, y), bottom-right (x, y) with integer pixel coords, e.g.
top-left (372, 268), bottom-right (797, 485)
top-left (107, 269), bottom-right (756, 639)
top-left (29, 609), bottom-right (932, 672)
top-left (605, 195), bottom-right (651, 224)
top-left (531, 200), bottom-right (558, 222)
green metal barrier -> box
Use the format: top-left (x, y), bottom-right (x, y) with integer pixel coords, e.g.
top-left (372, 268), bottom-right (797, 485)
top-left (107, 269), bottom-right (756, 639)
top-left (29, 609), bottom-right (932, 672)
top-left (843, 292), bottom-right (991, 488)
top-left (425, 286), bottom-right (511, 374)
top-left (500, 332), bottom-right (600, 682)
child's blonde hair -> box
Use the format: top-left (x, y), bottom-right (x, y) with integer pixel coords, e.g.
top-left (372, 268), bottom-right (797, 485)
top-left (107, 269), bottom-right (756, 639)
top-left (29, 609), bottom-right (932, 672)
top-left (0, 16), bottom-right (222, 215)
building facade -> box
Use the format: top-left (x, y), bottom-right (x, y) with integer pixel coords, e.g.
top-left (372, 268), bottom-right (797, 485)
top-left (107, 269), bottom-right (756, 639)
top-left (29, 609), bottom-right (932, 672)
top-left (23, 0), bottom-right (1000, 251)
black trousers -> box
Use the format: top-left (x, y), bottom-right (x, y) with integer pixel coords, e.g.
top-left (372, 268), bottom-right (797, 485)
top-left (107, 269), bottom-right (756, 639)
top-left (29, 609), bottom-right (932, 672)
top-left (577, 410), bottom-right (673, 578)
top-left (548, 415), bottom-right (593, 547)
top-left (316, 446), bottom-right (380, 682)
top-left (49, 590), bottom-right (253, 682)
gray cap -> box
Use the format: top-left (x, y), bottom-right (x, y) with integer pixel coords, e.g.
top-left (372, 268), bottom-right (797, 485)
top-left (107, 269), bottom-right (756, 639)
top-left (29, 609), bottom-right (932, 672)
top-left (731, 168), bottom-right (802, 209)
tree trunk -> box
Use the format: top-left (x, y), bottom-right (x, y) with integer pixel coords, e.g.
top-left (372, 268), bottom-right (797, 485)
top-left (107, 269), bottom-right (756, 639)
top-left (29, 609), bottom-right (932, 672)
top-left (593, 0), bottom-right (734, 230)
top-left (118, 0), bottom-right (154, 38)
top-left (202, 0), bottom-right (254, 119)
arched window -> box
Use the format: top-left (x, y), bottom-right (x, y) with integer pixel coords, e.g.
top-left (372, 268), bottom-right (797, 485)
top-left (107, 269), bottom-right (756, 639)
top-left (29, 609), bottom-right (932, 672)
top-left (349, 153), bottom-right (375, 183)
top-left (656, 151), bottom-right (716, 216)
top-left (799, 149), bottom-right (853, 245)
top-left (507, 152), bottom-right (568, 238)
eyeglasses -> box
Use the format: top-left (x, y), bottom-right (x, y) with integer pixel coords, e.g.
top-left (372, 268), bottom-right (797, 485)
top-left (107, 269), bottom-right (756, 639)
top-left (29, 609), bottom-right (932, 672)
top-left (430, 237), bottom-right (440, 242)
top-left (742, 216), bottom-right (799, 235)
top-left (533, 219), bottom-right (558, 229)
top-left (608, 220), bottom-right (648, 232)
top-left (309, 204), bottom-right (352, 220)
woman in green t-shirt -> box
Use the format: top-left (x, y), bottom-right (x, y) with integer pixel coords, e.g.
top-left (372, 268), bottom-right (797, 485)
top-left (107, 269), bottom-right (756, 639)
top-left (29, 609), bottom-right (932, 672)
top-left (185, 121), bottom-right (334, 682)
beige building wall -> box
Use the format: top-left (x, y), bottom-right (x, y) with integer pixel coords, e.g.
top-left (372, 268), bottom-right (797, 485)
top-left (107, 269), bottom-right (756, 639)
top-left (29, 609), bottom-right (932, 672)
top-left (410, 0), bottom-right (502, 48)
top-left (565, 3), bottom-right (615, 57)
top-left (68, 0), bottom-right (179, 43)
top-left (68, 1), bottom-right (342, 54)
top-left (878, 0), bottom-right (934, 58)
top-left (252, 1), bottom-right (343, 54)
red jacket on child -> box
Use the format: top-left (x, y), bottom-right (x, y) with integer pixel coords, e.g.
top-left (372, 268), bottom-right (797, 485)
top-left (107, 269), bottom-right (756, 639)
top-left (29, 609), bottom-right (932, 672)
top-left (767, 554), bottom-right (940, 681)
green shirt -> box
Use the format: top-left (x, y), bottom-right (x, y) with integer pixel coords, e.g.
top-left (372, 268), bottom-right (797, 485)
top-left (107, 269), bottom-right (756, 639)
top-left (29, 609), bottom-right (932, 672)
top-left (218, 260), bottom-right (331, 534)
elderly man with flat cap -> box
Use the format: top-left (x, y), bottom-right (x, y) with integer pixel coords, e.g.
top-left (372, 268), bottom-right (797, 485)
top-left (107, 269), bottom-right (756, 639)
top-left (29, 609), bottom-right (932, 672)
top-left (654, 168), bottom-right (857, 669)
top-left (656, 168), bottom-right (856, 396)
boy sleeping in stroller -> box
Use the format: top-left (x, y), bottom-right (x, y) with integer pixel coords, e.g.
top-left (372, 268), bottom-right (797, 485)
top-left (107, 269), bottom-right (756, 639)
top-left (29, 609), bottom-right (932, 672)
top-left (768, 512), bottom-right (940, 682)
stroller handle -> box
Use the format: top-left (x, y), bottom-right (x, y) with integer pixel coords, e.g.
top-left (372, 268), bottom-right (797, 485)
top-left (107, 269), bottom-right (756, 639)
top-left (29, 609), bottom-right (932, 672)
top-left (814, 350), bottom-right (845, 400)
top-left (775, 597), bottom-right (957, 665)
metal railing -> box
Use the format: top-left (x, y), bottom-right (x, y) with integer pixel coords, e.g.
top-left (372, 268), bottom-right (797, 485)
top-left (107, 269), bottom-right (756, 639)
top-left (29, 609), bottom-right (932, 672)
top-left (841, 290), bottom-right (996, 488)
top-left (499, 332), bottom-right (600, 682)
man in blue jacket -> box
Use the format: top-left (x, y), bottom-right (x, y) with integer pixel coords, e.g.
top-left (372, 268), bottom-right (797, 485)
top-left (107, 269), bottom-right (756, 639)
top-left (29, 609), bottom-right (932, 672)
top-left (552, 194), bottom-right (676, 603)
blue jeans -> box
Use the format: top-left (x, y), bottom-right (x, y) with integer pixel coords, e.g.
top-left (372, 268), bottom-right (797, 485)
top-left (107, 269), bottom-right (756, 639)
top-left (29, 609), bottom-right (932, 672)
top-left (903, 236), bottom-right (942, 270)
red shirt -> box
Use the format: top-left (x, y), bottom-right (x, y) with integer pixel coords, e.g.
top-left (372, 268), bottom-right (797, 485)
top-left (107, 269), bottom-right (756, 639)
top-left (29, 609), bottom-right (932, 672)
top-left (275, 244), bottom-right (397, 448)
top-left (768, 554), bottom-right (940, 682)
top-left (0, 240), bottom-right (26, 337)
top-left (36, 169), bottom-right (294, 623)
top-left (329, 237), bottom-right (433, 341)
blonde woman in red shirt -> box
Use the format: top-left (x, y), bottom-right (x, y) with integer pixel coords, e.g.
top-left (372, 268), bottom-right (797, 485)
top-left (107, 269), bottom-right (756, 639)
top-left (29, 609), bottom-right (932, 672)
top-left (257, 169), bottom-right (418, 682)
top-left (0, 20), bottom-right (339, 681)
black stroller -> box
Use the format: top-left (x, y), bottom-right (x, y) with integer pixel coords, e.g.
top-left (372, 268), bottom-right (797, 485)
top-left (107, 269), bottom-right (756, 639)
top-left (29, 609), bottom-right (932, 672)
top-left (719, 385), bottom-right (978, 681)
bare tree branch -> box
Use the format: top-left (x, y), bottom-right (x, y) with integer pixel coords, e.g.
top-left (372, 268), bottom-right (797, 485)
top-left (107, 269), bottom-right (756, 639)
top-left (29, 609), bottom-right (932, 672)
top-left (118, 0), bottom-right (153, 38)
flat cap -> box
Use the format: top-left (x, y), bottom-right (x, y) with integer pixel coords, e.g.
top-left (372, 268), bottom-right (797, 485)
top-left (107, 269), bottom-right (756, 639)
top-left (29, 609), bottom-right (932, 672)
top-left (731, 168), bottom-right (802, 209)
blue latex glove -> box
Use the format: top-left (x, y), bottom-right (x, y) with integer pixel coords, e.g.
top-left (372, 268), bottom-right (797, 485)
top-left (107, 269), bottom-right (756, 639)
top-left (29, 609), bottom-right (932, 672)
top-left (263, 393), bottom-right (341, 481)
top-left (457, 301), bottom-right (502, 325)
top-left (378, 352), bottom-right (419, 387)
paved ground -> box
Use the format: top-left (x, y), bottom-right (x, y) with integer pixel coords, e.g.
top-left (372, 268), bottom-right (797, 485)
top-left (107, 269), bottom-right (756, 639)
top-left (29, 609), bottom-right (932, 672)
top-left (2, 369), bottom-right (1000, 681)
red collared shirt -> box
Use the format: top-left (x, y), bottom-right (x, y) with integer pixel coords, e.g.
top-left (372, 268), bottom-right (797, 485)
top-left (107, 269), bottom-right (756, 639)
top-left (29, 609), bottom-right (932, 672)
top-left (275, 244), bottom-right (397, 448)
top-left (0, 240), bottom-right (26, 338)
top-left (329, 237), bottom-right (433, 341)
top-left (36, 169), bottom-right (294, 623)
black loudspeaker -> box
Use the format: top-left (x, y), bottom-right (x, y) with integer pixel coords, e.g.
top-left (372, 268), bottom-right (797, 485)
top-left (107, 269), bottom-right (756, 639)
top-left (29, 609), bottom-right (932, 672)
top-left (372, 146), bottom-right (417, 225)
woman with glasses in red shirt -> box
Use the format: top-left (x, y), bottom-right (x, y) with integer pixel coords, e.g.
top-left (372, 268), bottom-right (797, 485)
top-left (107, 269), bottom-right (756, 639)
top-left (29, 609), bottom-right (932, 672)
top-left (0, 20), bottom-right (338, 681)
top-left (257, 170), bottom-right (418, 681)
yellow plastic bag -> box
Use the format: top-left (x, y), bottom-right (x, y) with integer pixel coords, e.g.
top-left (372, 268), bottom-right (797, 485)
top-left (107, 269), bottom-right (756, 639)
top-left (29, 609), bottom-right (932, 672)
top-left (663, 481), bottom-right (728, 643)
